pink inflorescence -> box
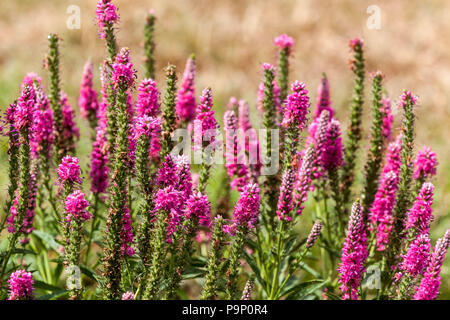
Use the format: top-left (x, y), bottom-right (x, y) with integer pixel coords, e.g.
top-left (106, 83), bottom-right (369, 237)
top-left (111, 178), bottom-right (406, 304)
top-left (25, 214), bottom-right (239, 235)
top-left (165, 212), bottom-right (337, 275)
top-left (238, 100), bottom-right (261, 180)
top-left (224, 110), bottom-right (250, 191)
top-left (293, 146), bottom-right (315, 215)
top-left (31, 85), bottom-right (54, 158)
top-left (136, 78), bottom-right (159, 117)
top-left (121, 206), bottom-right (135, 256)
top-left (399, 91), bottom-right (418, 108)
top-left (15, 84), bottom-right (36, 131)
top-left (194, 88), bottom-right (219, 149)
top-left (21, 72), bottom-right (42, 89)
top-left (64, 190), bottom-right (92, 225)
top-left (314, 74), bottom-right (334, 119)
top-left (414, 230), bottom-right (450, 300)
top-left (381, 98), bottom-right (394, 140)
top-left (57, 156), bottom-right (82, 185)
top-left (96, 0), bottom-right (119, 39)
top-left (322, 119), bottom-right (344, 170)
top-left (225, 183), bottom-right (260, 235)
top-left (176, 56), bottom-right (197, 123)
top-left (311, 110), bottom-right (330, 179)
top-left (274, 34), bottom-right (295, 53)
top-left (185, 192), bottom-right (211, 227)
top-left (382, 135), bottom-right (402, 175)
top-left (413, 146), bottom-right (438, 180)
top-left (400, 233), bottom-right (431, 277)
top-left (405, 182), bottom-right (434, 234)
top-left (61, 91), bottom-right (80, 142)
top-left (79, 61), bottom-right (99, 120)
top-left (134, 115), bottom-right (161, 140)
top-left (281, 81), bottom-right (310, 130)
top-left (349, 37), bottom-right (363, 50)
top-left (90, 126), bottom-right (109, 194)
top-left (369, 171), bottom-right (398, 251)
top-left (8, 270), bottom-right (34, 300)
top-left (111, 48), bottom-right (136, 89)
top-left (338, 200), bottom-right (368, 300)
top-left (276, 169), bottom-right (296, 221)
top-left (122, 291), bottom-right (135, 300)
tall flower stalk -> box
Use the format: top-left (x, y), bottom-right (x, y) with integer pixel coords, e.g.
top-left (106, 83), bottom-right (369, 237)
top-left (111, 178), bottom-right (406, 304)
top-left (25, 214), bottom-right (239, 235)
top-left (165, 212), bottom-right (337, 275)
top-left (96, 0), bottom-right (119, 60)
top-left (341, 38), bottom-right (365, 209)
top-left (102, 48), bottom-right (136, 300)
top-left (176, 54), bottom-right (197, 126)
top-left (160, 65), bottom-right (178, 158)
top-left (362, 71), bottom-right (386, 214)
top-left (274, 34), bottom-right (294, 102)
top-left (144, 9), bottom-right (156, 79)
top-left (388, 91), bottom-right (417, 270)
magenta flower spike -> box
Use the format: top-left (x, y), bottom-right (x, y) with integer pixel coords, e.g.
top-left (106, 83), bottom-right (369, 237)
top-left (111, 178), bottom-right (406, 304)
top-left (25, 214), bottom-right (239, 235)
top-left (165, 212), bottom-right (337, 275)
top-left (60, 91), bottom-right (80, 146)
top-left (381, 98), bottom-right (394, 140)
top-left (31, 85), bottom-right (54, 159)
top-left (224, 110), bottom-right (250, 190)
top-left (413, 146), bottom-right (438, 180)
top-left (89, 125), bottom-right (109, 194)
top-left (281, 81), bottom-right (310, 130)
top-left (176, 55), bottom-right (197, 123)
top-left (57, 155), bottom-right (82, 185)
top-left (7, 270), bottom-right (34, 300)
top-left (293, 145), bottom-right (315, 216)
top-left (111, 48), bottom-right (136, 89)
top-left (405, 182), bottom-right (434, 234)
top-left (338, 200), bottom-right (368, 300)
top-left (185, 191), bottom-right (212, 227)
top-left (400, 233), bottom-right (431, 277)
top-left (79, 61), bottom-right (99, 122)
top-left (136, 78), bottom-right (159, 118)
top-left (14, 84), bottom-right (36, 132)
top-left (314, 74), bottom-right (334, 119)
top-left (225, 183), bottom-right (260, 234)
top-left (322, 119), bottom-right (344, 170)
top-left (274, 34), bottom-right (295, 53)
top-left (64, 190), bottom-right (92, 225)
top-left (96, 0), bottom-right (119, 39)
top-left (414, 230), bottom-right (450, 300)
top-left (276, 169), bottom-right (296, 221)
top-left (369, 171), bottom-right (398, 251)
top-left (121, 206), bottom-right (135, 256)
top-left (194, 87), bottom-right (219, 150)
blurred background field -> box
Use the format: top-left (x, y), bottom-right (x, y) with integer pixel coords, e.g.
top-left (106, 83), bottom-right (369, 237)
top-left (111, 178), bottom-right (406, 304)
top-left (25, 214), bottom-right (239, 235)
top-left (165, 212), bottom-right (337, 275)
top-left (0, 0), bottom-right (449, 298)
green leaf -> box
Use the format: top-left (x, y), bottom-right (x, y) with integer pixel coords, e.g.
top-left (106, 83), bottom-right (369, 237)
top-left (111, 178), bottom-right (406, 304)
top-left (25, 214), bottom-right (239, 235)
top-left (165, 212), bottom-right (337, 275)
top-left (32, 230), bottom-right (61, 252)
top-left (34, 280), bottom-right (63, 292)
top-left (298, 261), bottom-right (322, 279)
top-left (79, 264), bottom-right (100, 283)
top-left (285, 279), bottom-right (328, 300)
top-left (38, 289), bottom-right (68, 300)
top-left (182, 266), bottom-right (205, 279)
top-left (242, 250), bottom-right (267, 294)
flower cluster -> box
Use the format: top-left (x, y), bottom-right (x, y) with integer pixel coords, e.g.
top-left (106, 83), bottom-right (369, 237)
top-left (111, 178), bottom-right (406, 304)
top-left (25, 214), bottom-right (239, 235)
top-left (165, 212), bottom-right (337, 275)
top-left (136, 78), bottom-right (159, 117)
top-left (274, 34), bottom-right (295, 53)
top-left (225, 183), bottom-right (260, 234)
top-left (405, 182), bottom-right (434, 234)
top-left (281, 81), bottom-right (310, 130)
top-left (96, 0), bottom-right (119, 39)
top-left (338, 200), bottom-right (368, 300)
top-left (111, 48), bottom-right (136, 89)
top-left (64, 190), bottom-right (92, 225)
top-left (176, 55), bottom-right (197, 123)
top-left (400, 233), bottom-right (431, 277)
top-left (79, 61), bottom-right (99, 121)
top-left (57, 156), bottom-right (82, 185)
top-left (413, 146), bottom-right (438, 180)
top-left (7, 270), bottom-right (34, 300)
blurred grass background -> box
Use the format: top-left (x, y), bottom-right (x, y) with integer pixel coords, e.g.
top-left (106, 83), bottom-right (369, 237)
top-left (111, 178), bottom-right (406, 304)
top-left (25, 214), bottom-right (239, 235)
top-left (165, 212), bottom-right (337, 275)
top-left (0, 0), bottom-right (449, 298)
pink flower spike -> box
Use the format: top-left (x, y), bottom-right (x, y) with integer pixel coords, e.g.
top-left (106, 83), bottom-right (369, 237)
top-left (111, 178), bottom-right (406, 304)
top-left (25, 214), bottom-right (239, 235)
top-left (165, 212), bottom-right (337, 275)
top-left (405, 182), bottom-right (434, 234)
top-left (314, 74), bottom-right (334, 119)
top-left (381, 98), bottom-right (393, 140)
top-left (79, 61), bottom-right (99, 120)
top-left (64, 190), bottom-right (92, 225)
top-left (96, 0), bottom-right (119, 39)
top-left (414, 230), bottom-right (450, 300)
top-left (349, 38), bottom-right (363, 50)
top-left (401, 233), bottom-right (431, 277)
top-left (7, 270), bottom-right (34, 300)
top-left (338, 200), bottom-right (368, 300)
top-left (136, 78), bottom-right (159, 117)
top-left (274, 34), bottom-right (295, 52)
top-left (414, 146), bottom-right (438, 180)
top-left (57, 155), bottom-right (82, 185)
top-left (281, 81), bottom-right (310, 130)
top-left (176, 56), bottom-right (197, 123)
